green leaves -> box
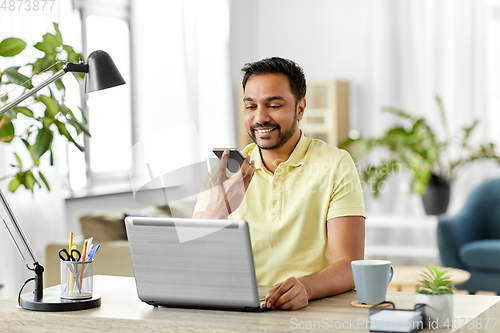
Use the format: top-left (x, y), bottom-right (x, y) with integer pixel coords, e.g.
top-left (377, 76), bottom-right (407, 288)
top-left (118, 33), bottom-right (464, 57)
top-left (7, 152), bottom-right (51, 192)
top-left (39, 94), bottom-right (59, 119)
top-left (31, 22), bottom-right (82, 75)
top-left (38, 171), bottom-right (50, 191)
top-left (34, 22), bottom-right (63, 56)
top-left (0, 38), bottom-right (26, 57)
top-left (9, 170), bottom-right (38, 192)
top-left (14, 106), bottom-right (34, 118)
top-left (0, 22), bottom-right (89, 194)
top-left (55, 120), bottom-right (84, 151)
top-left (342, 95), bottom-right (500, 196)
top-left (416, 264), bottom-right (455, 295)
top-left (2, 66), bottom-right (34, 89)
top-left (63, 45), bottom-right (85, 80)
top-left (9, 175), bottom-right (21, 192)
top-left (461, 120), bottom-right (479, 148)
top-left (33, 128), bottom-right (53, 160)
top-left (0, 115), bottom-right (15, 142)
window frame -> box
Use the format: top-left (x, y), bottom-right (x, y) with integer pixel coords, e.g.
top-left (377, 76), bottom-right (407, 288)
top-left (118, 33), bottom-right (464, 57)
top-left (72, 0), bottom-right (136, 191)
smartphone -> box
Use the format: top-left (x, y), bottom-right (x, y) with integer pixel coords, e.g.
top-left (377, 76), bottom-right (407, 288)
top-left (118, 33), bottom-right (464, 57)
top-left (213, 148), bottom-right (245, 173)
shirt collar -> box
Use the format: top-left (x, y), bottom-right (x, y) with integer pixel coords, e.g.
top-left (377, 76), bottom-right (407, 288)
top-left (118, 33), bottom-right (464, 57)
top-left (249, 130), bottom-right (310, 171)
top-left (284, 130), bottom-right (309, 167)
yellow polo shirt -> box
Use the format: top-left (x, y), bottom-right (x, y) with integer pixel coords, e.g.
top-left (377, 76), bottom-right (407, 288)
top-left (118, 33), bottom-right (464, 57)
top-left (193, 132), bottom-right (365, 285)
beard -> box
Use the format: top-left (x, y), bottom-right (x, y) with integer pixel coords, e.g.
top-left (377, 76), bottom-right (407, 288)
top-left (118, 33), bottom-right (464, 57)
top-left (248, 110), bottom-right (298, 151)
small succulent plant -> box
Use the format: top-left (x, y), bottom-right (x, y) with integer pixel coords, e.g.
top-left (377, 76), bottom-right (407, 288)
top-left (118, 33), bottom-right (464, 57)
top-left (416, 264), bottom-right (455, 295)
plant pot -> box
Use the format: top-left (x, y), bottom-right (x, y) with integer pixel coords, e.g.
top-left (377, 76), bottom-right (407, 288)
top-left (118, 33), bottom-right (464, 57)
top-left (415, 293), bottom-right (453, 329)
top-left (422, 174), bottom-right (450, 215)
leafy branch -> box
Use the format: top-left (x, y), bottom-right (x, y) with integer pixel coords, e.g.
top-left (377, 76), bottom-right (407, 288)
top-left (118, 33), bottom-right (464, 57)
top-left (0, 22), bottom-right (89, 193)
top-left (341, 95), bottom-right (500, 196)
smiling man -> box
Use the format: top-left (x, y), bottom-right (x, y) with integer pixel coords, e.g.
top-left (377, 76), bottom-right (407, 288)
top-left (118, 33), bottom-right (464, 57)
top-left (193, 57), bottom-right (365, 310)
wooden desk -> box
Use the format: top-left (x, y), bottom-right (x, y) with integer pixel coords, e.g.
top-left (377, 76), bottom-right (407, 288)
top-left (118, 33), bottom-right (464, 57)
top-left (0, 276), bottom-right (498, 332)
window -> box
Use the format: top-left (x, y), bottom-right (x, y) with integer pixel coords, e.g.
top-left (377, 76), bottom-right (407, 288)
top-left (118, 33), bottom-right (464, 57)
top-left (85, 16), bottom-right (132, 175)
top-left (70, 0), bottom-right (234, 196)
top-left (70, 0), bottom-right (132, 192)
top-left (486, 2), bottom-right (500, 144)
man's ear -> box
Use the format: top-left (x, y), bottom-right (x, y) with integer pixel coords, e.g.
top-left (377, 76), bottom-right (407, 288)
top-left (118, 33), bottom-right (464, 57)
top-left (296, 98), bottom-right (306, 122)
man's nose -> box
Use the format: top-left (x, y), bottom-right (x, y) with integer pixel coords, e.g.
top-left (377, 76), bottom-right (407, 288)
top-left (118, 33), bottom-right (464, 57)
top-left (254, 106), bottom-right (271, 124)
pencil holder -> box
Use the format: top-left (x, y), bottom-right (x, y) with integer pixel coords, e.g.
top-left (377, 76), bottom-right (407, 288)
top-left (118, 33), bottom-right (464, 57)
top-left (60, 259), bottom-right (93, 300)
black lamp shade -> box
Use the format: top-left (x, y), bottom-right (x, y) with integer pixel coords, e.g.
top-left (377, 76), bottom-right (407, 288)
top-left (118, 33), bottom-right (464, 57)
top-left (84, 50), bottom-right (126, 93)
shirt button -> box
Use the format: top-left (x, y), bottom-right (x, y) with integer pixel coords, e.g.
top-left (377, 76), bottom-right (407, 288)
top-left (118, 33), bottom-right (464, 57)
top-left (273, 200), bottom-right (277, 205)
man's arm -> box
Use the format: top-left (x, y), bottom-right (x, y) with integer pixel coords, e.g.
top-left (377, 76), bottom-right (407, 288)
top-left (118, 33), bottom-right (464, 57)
top-left (265, 215), bottom-right (365, 310)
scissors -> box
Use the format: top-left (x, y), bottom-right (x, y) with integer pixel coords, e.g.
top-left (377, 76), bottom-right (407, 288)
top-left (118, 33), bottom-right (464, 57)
top-left (58, 248), bottom-right (82, 262)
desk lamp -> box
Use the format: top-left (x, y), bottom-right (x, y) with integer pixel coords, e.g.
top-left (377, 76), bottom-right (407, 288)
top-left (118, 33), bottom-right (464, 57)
top-left (0, 50), bottom-right (125, 311)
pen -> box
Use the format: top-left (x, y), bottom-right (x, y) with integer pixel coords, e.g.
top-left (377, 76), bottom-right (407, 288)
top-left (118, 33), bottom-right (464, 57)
top-left (87, 244), bottom-right (100, 260)
top-left (86, 244), bottom-right (93, 260)
top-left (84, 237), bottom-right (93, 259)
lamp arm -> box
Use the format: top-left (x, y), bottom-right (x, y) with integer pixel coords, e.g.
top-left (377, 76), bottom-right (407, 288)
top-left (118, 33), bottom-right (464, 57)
top-left (0, 69), bottom-right (66, 117)
top-left (0, 188), bottom-right (38, 266)
top-left (0, 61), bottom-right (89, 117)
top-left (0, 187), bottom-right (44, 299)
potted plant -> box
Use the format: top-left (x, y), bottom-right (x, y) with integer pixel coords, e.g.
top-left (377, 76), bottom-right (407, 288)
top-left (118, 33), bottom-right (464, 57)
top-left (0, 23), bottom-right (89, 193)
top-left (415, 265), bottom-right (455, 329)
top-left (341, 95), bottom-right (500, 215)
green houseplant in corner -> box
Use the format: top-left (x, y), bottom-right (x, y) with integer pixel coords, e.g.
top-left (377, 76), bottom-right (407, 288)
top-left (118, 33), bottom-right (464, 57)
top-left (341, 95), bottom-right (500, 215)
top-left (415, 265), bottom-right (455, 329)
top-left (0, 23), bottom-right (89, 193)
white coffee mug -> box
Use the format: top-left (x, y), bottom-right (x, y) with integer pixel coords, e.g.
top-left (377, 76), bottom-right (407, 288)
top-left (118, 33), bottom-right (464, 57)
top-left (351, 260), bottom-right (394, 304)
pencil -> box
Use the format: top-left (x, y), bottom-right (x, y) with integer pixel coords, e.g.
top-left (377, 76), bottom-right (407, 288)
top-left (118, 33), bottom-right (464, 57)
top-left (79, 240), bottom-right (88, 291)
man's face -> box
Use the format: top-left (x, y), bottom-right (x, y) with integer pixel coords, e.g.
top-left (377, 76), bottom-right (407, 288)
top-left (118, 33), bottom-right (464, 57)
top-left (243, 73), bottom-right (304, 150)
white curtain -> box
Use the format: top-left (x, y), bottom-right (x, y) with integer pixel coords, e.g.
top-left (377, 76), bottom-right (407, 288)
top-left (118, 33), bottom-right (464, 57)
top-left (362, 0), bottom-right (500, 216)
top-left (131, 0), bottom-right (234, 160)
top-left (130, 0), bottom-right (234, 205)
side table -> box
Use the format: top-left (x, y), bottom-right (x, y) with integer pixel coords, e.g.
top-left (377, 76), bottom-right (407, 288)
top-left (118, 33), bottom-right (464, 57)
top-left (389, 265), bottom-right (471, 292)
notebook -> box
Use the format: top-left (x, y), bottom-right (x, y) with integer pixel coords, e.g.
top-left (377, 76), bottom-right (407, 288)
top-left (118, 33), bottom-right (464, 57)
top-left (124, 216), bottom-right (268, 311)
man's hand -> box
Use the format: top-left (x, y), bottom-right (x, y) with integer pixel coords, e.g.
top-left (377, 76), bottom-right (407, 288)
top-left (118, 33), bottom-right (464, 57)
top-left (265, 277), bottom-right (309, 310)
top-left (205, 149), bottom-right (255, 218)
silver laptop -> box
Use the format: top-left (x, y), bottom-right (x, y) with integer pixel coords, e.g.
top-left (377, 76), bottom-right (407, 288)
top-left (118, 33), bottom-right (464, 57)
top-left (124, 217), bottom-right (268, 311)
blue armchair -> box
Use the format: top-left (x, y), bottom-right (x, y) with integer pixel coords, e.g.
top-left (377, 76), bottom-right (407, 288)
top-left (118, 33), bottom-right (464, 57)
top-left (437, 178), bottom-right (500, 294)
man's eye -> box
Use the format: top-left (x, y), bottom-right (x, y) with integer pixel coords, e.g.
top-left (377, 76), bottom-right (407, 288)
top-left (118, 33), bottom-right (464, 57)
top-left (269, 105), bottom-right (282, 109)
top-left (245, 105), bottom-right (256, 110)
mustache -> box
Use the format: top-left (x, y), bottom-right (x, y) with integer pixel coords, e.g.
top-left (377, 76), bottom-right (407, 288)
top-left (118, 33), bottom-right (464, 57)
top-left (250, 122), bottom-right (280, 131)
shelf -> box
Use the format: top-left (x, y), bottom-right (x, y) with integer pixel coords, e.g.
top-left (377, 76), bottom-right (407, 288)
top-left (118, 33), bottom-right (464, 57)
top-left (365, 214), bottom-right (440, 260)
top-left (365, 214), bottom-right (438, 229)
top-left (366, 246), bottom-right (439, 258)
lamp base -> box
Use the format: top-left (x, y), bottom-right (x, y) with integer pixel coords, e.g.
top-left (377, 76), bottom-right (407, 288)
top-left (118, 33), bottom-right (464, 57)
top-left (19, 290), bottom-right (101, 311)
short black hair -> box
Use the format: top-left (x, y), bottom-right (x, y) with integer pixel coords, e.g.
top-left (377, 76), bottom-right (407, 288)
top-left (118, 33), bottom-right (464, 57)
top-left (241, 57), bottom-right (306, 103)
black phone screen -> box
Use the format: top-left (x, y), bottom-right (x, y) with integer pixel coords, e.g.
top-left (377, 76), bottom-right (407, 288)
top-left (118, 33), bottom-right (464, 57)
top-left (213, 148), bottom-right (245, 173)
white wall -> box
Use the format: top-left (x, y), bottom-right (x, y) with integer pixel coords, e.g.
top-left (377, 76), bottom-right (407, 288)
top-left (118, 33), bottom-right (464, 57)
top-left (229, 0), bottom-right (372, 137)
top-left (229, 0), bottom-right (500, 217)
